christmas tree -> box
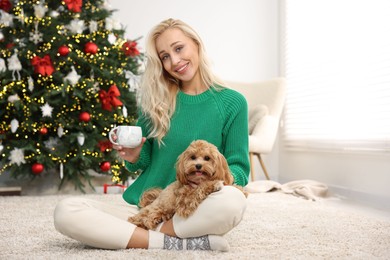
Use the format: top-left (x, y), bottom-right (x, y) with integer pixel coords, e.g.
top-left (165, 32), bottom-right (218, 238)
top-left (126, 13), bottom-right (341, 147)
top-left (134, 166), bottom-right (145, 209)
top-left (0, 0), bottom-right (144, 191)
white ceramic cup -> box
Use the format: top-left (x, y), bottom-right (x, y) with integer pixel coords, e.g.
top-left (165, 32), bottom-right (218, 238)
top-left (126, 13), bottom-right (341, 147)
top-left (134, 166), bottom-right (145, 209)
top-left (109, 126), bottom-right (142, 148)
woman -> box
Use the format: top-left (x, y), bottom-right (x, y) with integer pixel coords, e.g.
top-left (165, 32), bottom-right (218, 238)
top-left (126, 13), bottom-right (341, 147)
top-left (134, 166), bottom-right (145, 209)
top-left (54, 18), bottom-right (249, 251)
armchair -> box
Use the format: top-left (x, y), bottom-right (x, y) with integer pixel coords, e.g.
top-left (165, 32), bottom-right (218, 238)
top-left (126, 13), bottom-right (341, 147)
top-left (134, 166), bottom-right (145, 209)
top-left (226, 78), bottom-right (286, 181)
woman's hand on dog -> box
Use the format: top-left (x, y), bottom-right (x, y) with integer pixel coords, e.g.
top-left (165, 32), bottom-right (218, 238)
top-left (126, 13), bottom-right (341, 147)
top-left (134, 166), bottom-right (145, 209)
top-left (112, 136), bottom-right (147, 163)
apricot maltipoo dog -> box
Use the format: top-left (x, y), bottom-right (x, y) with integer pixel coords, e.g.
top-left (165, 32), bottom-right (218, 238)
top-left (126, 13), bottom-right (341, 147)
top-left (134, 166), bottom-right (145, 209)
top-left (128, 140), bottom-right (247, 230)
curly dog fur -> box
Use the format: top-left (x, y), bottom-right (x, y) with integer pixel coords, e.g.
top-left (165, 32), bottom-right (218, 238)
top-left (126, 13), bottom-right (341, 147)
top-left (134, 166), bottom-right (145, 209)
top-left (128, 140), bottom-right (247, 230)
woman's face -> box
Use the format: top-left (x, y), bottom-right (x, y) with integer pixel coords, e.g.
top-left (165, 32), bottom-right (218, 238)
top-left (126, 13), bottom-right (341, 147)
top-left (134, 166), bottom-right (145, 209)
top-left (156, 28), bottom-right (201, 88)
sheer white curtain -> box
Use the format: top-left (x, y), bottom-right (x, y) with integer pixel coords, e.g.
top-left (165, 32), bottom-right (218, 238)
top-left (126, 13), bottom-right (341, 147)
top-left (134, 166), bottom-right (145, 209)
top-left (282, 0), bottom-right (390, 152)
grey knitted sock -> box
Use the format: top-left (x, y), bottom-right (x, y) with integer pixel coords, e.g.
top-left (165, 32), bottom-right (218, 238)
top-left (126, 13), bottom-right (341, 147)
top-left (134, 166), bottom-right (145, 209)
top-left (148, 230), bottom-right (229, 251)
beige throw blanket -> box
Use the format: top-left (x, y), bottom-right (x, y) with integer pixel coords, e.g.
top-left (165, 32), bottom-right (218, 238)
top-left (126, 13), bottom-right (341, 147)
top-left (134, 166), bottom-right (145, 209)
top-left (244, 180), bottom-right (328, 201)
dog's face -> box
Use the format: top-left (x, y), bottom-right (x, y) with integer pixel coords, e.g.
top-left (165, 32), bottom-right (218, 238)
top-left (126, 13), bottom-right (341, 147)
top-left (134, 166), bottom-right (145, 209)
top-left (176, 140), bottom-right (234, 186)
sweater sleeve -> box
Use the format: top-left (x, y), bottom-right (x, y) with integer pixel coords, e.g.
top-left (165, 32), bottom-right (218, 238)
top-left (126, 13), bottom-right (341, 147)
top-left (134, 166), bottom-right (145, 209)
top-left (220, 89), bottom-right (250, 186)
top-left (124, 112), bottom-right (152, 174)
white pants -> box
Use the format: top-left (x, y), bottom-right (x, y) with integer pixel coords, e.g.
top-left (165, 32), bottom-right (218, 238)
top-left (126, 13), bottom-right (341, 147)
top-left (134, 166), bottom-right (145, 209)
top-left (54, 186), bottom-right (247, 249)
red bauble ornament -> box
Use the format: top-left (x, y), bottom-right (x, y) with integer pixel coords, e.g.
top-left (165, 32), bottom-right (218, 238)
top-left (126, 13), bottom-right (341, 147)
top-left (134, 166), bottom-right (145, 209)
top-left (40, 127), bottom-right (48, 135)
top-left (58, 45), bottom-right (70, 56)
top-left (0, 0), bottom-right (12, 12)
top-left (32, 163), bottom-right (44, 175)
top-left (84, 42), bottom-right (98, 54)
top-left (79, 112), bottom-right (91, 122)
top-left (100, 161), bottom-right (111, 172)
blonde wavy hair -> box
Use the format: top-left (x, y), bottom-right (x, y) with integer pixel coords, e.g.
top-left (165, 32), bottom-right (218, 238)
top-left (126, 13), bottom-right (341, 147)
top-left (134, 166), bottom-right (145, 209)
top-left (138, 18), bottom-right (224, 144)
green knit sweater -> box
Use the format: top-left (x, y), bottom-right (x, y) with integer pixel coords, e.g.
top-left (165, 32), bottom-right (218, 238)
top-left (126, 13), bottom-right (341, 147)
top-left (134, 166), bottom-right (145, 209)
top-left (122, 87), bottom-right (250, 205)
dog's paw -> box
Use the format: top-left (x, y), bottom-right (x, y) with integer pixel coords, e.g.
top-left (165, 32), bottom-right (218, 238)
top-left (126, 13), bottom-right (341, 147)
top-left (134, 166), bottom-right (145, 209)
top-left (162, 212), bottom-right (174, 222)
top-left (128, 216), bottom-right (147, 229)
top-left (213, 180), bottom-right (224, 192)
top-left (143, 216), bottom-right (163, 230)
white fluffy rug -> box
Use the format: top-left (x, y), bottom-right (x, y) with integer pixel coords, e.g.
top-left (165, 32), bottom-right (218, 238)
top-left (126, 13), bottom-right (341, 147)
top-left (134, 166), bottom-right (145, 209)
top-left (1, 192), bottom-right (390, 259)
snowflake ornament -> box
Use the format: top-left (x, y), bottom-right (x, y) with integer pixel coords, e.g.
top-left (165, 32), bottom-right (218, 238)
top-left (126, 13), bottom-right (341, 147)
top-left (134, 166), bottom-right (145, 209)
top-left (9, 148), bottom-right (26, 166)
top-left (17, 39), bottom-right (26, 48)
top-left (44, 137), bottom-right (60, 150)
top-left (29, 22), bottom-right (43, 44)
top-left (40, 102), bottom-right (53, 117)
top-left (64, 66), bottom-right (81, 85)
top-left (29, 30), bottom-right (43, 44)
top-left (91, 82), bottom-right (100, 93)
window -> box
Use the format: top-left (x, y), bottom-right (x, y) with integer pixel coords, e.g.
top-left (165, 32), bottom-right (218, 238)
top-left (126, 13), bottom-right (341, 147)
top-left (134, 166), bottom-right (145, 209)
top-left (282, 0), bottom-right (390, 153)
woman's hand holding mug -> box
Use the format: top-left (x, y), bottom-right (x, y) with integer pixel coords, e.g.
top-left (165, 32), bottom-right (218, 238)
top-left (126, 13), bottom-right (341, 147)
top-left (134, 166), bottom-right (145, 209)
top-left (109, 126), bottom-right (145, 163)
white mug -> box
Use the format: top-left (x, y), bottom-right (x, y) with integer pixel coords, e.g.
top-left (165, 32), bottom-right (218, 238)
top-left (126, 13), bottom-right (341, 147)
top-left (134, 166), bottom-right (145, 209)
top-left (109, 126), bottom-right (142, 148)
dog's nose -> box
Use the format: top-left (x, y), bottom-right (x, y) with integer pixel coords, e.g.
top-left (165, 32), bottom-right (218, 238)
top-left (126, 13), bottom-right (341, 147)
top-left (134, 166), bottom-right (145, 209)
top-left (195, 164), bottom-right (202, 170)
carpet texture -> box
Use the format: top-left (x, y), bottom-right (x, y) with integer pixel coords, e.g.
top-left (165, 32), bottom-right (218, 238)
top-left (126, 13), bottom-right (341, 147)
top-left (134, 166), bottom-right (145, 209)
top-left (1, 192), bottom-right (390, 259)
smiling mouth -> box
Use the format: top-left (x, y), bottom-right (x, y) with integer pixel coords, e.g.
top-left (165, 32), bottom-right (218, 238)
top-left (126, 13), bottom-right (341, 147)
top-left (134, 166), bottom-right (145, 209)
top-left (190, 171), bottom-right (205, 176)
top-left (175, 63), bottom-right (189, 73)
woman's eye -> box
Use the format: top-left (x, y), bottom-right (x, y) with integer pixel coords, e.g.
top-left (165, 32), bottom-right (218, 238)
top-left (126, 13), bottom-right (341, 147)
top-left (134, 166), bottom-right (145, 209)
top-left (175, 46), bottom-right (183, 52)
top-left (191, 155), bottom-right (196, 160)
top-left (204, 156), bottom-right (210, 161)
top-left (161, 54), bottom-right (169, 61)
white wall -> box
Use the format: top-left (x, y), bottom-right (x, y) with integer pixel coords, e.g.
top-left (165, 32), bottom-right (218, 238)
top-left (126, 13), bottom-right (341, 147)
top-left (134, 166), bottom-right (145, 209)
top-left (110, 0), bottom-right (279, 82)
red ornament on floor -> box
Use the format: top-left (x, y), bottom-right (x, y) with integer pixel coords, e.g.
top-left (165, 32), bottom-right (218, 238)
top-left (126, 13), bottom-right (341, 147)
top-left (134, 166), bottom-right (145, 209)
top-left (32, 163), bottom-right (44, 175)
top-left (79, 111), bottom-right (91, 122)
top-left (100, 161), bottom-right (111, 172)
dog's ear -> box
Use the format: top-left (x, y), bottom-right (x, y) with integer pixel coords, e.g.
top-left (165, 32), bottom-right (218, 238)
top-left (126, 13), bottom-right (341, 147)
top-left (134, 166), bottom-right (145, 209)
top-left (175, 150), bottom-right (188, 184)
top-left (215, 151), bottom-right (234, 185)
